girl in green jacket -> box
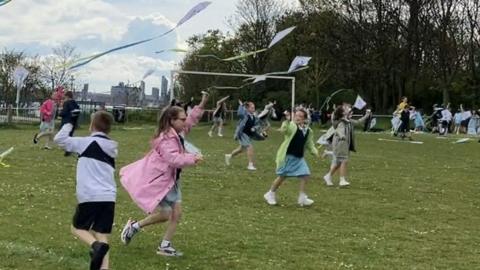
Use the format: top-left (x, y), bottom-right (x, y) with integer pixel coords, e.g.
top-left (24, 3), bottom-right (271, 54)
top-left (264, 108), bottom-right (319, 206)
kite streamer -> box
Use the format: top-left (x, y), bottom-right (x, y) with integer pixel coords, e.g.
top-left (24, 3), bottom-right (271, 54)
top-left (196, 48), bottom-right (267, 62)
top-left (0, 0), bottom-right (12, 7)
top-left (193, 26), bottom-right (296, 62)
top-left (69, 1), bottom-right (211, 69)
top-left (155, 48), bottom-right (189, 54)
top-left (212, 66), bottom-right (309, 91)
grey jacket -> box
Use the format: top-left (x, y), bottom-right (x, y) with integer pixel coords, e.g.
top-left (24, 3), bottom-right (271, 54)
top-left (332, 114), bottom-right (369, 159)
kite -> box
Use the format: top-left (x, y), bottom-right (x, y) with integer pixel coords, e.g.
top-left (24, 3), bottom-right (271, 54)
top-left (353, 95), bottom-right (367, 110)
top-left (0, 147), bottom-right (14, 168)
top-left (194, 26), bottom-right (296, 62)
top-left (69, 2), bottom-right (212, 69)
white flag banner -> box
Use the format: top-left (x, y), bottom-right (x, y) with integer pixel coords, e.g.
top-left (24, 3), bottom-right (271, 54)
top-left (253, 75), bottom-right (267, 83)
top-left (268, 26), bottom-right (296, 48)
top-left (176, 1), bottom-right (212, 27)
top-left (142, 68), bottom-right (156, 80)
top-left (184, 140), bottom-right (202, 155)
top-left (369, 118), bottom-right (377, 129)
top-left (353, 95), bottom-right (367, 110)
top-left (287, 56), bottom-right (311, 73)
top-left (13, 66), bottom-right (29, 88)
top-left (0, 147), bottom-right (13, 159)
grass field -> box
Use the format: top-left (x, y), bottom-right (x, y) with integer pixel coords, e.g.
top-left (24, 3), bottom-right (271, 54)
top-left (1, 123), bottom-right (480, 270)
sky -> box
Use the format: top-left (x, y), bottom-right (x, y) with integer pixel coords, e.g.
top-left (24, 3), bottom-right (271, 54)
top-left (0, 0), bottom-right (298, 94)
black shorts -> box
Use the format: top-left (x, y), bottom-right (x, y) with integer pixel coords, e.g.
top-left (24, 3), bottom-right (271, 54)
top-left (72, 202), bottom-right (115, 234)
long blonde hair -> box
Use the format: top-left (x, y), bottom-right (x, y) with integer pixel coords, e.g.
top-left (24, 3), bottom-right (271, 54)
top-left (154, 106), bottom-right (184, 138)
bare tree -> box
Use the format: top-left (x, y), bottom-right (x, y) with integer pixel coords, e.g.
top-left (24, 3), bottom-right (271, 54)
top-left (40, 44), bottom-right (78, 92)
top-left (229, 0), bottom-right (286, 73)
top-left (0, 50), bottom-right (25, 105)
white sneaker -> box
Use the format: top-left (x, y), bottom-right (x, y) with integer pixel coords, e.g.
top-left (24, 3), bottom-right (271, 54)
top-left (298, 194), bottom-right (314, 206)
top-left (339, 178), bottom-right (350, 187)
top-left (217, 133), bottom-right (223, 137)
top-left (225, 154), bottom-right (231, 166)
top-left (247, 164), bottom-right (257, 171)
top-left (208, 131), bottom-right (213, 137)
top-left (323, 174), bottom-right (334, 186)
top-left (120, 219), bottom-right (139, 245)
top-left (156, 243), bottom-right (183, 257)
top-left (263, 191), bottom-right (277, 205)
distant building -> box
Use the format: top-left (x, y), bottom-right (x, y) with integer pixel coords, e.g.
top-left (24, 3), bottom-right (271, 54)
top-left (81, 84), bottom-right (88, 101)
top-left (111, 82), bottom-right (143, 106)
top-left (152, 87), bottom-right (159, 101)
top-left (161, 76), bottom-right (168, 102)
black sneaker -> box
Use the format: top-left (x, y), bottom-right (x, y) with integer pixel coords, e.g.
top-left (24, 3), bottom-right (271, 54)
top-left (33, 133), bottom-right (38, 144)
top-left (64, 151), bottom-right (72, 157)
top-left (90, 241), bottom-right (109, 270)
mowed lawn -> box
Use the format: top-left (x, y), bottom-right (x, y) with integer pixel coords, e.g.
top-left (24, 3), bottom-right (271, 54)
top-left (1, 123), bottom-right (480, 270)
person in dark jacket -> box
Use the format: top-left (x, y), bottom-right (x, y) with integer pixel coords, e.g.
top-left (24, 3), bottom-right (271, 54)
top-left (59, 91), bottom-right (80, 156)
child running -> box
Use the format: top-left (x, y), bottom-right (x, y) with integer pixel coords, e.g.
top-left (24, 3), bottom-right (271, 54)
top-left (323, 104), bottom-right (371, 187)
top-left (208, 95), bottom-right (229, 137)
top-left (119, 92), bottom-right (208, 257)
top-left (54, 111), bottom-right (118, 270)
top-left (264, 108), bottom-right (319, 206)
top-left (225, 99), bottom-right (263, 170)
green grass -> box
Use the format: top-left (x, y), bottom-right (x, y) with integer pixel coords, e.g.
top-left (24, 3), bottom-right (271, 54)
top-left (1, 123), bottom-right (480, 269)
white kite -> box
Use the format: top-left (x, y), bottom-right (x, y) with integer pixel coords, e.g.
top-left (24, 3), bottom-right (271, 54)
top-left (0, 147), bottom-right (14, 168)
top-left (268, 26), bottom-right (296, 48)
top-left (287, 56), bottom-right (311, 73)
top-left (453, 138), bottom-right (471, 144)
top-left (13, 66), bottom-right (29, 88)
top-left (353, 95), bottom-right (367, 110)
top-left (184, 140), bottom-right (202, 155)
top-left (176, 1), bottom-right (212, 27)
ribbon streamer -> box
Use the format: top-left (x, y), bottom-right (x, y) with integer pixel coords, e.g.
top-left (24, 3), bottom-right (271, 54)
top-left (0, 0), bottom-right (12, 7)
top-left (193, 26), bottom-right (296, 62)
top-left (69, 2), bottom-right (211, 69)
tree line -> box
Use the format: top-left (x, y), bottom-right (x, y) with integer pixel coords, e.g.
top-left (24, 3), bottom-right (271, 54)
top-left (178, 0), bottom-right (480, 113)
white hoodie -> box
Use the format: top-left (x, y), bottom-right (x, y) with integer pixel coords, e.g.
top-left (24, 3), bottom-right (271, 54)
top-left (54, 124), bottom-right (118, 203)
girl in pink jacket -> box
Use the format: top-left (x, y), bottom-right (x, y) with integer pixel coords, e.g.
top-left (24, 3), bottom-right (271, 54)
top-left (120, 93), bottom-right (208, 257)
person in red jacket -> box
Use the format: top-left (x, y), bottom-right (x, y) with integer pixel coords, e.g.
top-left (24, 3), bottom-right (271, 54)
top-left (33, 93), bottom-right (57, 149)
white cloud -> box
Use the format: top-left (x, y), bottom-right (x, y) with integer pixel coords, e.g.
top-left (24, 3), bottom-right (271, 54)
top-left (0, 0), bottom-right (127, 46)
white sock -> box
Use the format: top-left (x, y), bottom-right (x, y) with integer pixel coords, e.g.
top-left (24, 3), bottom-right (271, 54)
top-left (325, 173), bottom-right (331, 178)
top-left (132, 222), bottom-right (140, 230)
top-left (160, 240), bottom-right (170, 248)
top-left (248, 162), bottom-right (254, 167)
top-left (340, 177), bottom-right (346, 182)
top-left (299, 192), bottom-right (306, 197)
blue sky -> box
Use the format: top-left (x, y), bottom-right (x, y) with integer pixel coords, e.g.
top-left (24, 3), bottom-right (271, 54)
top-left (0, 0), bottom-right (297, 94)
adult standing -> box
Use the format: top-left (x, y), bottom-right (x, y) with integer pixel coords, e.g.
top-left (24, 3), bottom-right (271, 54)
top-left (59, 91), bottom-right (80, 156)
top-left (33, 92), bottom-right (57, 149)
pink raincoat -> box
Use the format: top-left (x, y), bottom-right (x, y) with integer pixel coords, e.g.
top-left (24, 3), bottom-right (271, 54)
top-left (40, 99), bottom-right (55, 122)
top-left (120, 106), bottom-right (203, 213)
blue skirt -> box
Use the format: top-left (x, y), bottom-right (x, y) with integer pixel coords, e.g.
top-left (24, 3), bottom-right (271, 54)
top-left (276, 155), bottom-right (311, 177)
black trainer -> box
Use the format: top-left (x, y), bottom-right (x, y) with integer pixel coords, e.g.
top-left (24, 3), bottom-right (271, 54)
top-left (90, 241), bottom-right (109, 270)
top-left (33, 133), bottom-right (39, 144)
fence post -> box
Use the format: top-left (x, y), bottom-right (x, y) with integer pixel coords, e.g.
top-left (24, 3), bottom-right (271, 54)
top-left (7, 104), bottom-right (12, 124)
